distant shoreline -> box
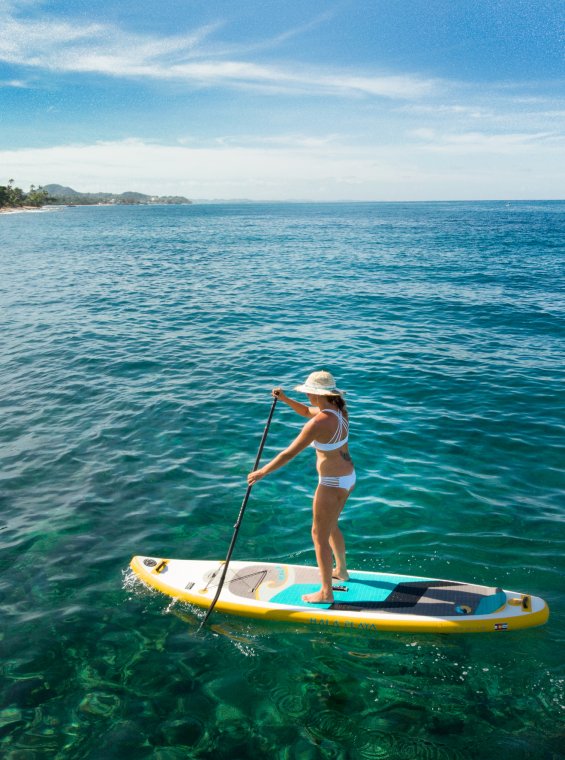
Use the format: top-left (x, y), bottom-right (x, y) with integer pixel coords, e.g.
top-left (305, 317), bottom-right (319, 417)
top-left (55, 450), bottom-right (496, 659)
top-left (0, 205), bottom-right (54, 214)
top-left (2, 199), bottom-right (564, 215)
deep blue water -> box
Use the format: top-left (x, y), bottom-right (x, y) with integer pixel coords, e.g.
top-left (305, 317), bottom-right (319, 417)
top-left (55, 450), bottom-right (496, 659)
top-left (1, 201), bottom-right (564, 759)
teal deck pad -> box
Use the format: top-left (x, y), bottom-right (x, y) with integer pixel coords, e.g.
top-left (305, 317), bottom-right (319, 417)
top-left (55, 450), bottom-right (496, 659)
top-left (269, 574), bottom-right (429, 608)
top-left (474, 590), bottom-right (506, 616)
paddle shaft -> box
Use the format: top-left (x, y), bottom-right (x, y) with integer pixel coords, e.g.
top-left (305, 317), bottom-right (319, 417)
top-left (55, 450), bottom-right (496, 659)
top-left (199, 395), bottom-right (278, 629)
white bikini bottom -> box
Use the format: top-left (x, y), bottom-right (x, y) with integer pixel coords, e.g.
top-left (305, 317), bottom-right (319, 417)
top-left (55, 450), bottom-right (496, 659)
top-left (318, 470), bottom-right (356, 491)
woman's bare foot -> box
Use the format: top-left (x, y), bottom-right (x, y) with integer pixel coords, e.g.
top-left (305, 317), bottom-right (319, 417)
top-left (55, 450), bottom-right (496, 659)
top-left (302, 589), bottom-right (334, 603)
top-left (332, 572), bottom-right (350, 581)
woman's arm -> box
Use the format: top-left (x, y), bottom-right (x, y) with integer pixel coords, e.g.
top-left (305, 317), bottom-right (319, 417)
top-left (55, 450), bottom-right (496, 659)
top-left (274, 388), bottom-right (317, 418)
top-left (247, 417), bottom-right (318, 485)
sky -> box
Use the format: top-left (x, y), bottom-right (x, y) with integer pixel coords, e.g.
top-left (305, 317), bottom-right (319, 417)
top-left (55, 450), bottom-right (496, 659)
top-left (0, 0), bottom-right (563, 200)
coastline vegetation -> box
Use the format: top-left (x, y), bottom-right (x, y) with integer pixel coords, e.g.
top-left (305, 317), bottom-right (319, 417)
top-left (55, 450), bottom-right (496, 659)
top-left (1, 180), bottom-right (192, 210)
top-left (0, 179), bottom-right (49, 209)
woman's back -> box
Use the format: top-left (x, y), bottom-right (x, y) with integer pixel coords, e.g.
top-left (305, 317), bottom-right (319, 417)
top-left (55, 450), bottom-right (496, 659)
top-left (311, 408), bottom-right (349, 451)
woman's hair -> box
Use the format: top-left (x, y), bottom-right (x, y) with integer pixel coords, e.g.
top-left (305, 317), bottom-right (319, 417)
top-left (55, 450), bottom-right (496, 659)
top-left (327, 393), bottom-right (346, 412)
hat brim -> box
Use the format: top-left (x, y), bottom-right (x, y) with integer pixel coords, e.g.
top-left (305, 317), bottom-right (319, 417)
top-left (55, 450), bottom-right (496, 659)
top-left (294, 383), bottom-right (346, 396)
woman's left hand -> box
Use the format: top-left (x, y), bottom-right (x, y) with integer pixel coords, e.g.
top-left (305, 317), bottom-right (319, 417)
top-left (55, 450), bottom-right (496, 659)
top-left (247, 469), bottom-right (265, 486)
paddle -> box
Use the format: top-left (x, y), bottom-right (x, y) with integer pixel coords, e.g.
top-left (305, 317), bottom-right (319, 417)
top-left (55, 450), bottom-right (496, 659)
top-left (198, 394), bottom-right (278, 630)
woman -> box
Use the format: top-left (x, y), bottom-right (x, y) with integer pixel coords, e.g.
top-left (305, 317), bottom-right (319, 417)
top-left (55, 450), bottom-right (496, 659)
top-left (248, 370), bottom-right (355, 604)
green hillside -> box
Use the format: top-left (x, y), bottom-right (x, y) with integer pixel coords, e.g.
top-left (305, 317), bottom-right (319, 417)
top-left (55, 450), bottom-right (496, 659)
top-left (43, 184), bottom-right (192, 205)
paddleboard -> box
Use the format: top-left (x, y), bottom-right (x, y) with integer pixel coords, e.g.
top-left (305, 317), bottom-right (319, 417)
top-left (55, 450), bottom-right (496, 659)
top-left (130, 556), bottom-right (549, 634)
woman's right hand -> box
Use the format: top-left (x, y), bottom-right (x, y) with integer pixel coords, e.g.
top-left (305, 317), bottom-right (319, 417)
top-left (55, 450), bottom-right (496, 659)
top-left (247, 468), bottom-right (266, 486)
top-left (272, 387), bottom-right (286, 400)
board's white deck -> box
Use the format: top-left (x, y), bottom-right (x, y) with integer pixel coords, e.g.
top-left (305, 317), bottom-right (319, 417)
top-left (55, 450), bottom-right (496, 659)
top-left (130, 556), bottom-right (549, 633)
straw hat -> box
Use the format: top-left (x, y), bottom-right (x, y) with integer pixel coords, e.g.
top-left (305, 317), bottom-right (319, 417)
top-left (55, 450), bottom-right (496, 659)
top-left (294, 370), bottom-right (346, 396)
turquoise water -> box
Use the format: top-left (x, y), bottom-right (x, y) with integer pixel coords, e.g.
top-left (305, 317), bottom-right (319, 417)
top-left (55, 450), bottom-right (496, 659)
top-left (1, 201), bottom-right (564, 759)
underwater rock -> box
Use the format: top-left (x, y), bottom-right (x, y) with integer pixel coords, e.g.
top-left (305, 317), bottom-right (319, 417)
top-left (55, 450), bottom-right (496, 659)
top-left (2, 678), bottom-right (53, 708)
top-left (79, 692), bottom-right (121, 717)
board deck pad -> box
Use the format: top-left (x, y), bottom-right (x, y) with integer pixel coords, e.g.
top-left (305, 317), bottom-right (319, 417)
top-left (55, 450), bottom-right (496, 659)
top-left (228, 564), bottom-right (505, 615)
top-left (130, 556), bottom-right (549, 634)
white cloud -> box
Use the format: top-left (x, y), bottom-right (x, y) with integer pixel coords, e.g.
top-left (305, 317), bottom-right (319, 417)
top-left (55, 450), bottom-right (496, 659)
top-left (399, 98), bottom-right (565, 134)
top-left (1, 137), bottom-right (563, 201)
top-left (0, 78), bottom-right (30, 87)
top-left (408, 128), bottom-right (437, 141)
top-left (212, 133), bottom-right (343, 148)
top-left (202, 9), bottom-right (338, 58)
top-left (0, 5), bottom-right (437, 100)
top-left (411, 130), bottom-right (563, 153)
top-left (401, 103), bottom-right (490, 119)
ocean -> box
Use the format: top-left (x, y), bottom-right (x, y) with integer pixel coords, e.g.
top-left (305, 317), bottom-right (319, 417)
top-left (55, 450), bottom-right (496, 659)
top-left (1, 201), bottom-right (563, 759)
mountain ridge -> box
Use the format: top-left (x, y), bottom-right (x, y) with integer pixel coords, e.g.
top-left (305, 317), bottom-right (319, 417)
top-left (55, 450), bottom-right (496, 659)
top-left (43, 184), bottom-right (192, 205)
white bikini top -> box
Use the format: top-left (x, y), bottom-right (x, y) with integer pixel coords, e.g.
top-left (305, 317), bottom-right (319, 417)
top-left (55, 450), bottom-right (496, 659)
top-left (311, 408), bottom-right (349, 451)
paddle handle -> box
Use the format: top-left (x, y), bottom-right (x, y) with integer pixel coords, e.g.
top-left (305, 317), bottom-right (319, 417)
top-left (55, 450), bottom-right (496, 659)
top-left (199, 395), bottom-right (278, 629)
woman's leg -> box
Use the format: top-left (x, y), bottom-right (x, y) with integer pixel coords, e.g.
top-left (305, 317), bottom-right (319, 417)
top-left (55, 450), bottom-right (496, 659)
top-left (330, 525), bottom-right (349, 581)
top-left (302, 485), bottom-right (350, 603)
